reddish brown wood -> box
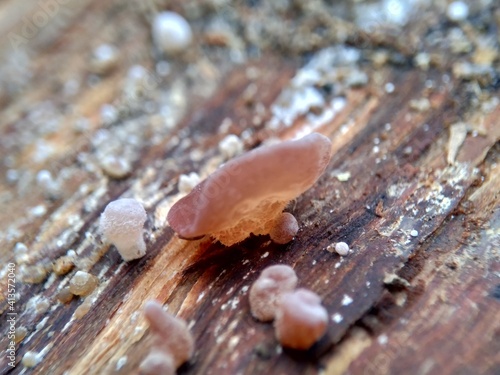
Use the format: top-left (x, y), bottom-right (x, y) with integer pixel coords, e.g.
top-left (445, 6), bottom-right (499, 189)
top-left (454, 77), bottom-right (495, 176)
top-left (0, 1), bottom-right (499, 375)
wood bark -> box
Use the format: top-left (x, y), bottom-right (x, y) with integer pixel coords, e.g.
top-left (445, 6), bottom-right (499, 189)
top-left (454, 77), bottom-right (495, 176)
top-left (0, 1), bottom-right (499, 375)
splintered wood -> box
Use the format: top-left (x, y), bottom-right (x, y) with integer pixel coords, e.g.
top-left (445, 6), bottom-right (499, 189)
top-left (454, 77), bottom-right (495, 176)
top-left (0, 1), bottom-right (499, 375)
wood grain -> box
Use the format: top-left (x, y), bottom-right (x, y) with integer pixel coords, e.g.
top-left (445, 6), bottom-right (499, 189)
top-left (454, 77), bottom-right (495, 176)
top-left (0, 1), bottom-right (499, 375)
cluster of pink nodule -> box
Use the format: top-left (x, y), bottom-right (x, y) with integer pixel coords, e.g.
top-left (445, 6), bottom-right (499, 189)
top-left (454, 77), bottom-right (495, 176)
top-left (139, 300), bottom-right (194, 375)
top-left (249, 265), bottom-right (329, 350)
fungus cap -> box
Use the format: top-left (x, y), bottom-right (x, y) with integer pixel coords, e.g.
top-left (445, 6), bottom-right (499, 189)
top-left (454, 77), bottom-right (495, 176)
top-left (335, 242), bottom-right (349, 256)
top-left (249, 265), bottom-right (298, 322)
top-left (269, 213), bottom-right (299, 244)
top-left (144, 300), bottom-right (194, 367)
top-left (274, 288), bottom-right (328, 350)
top-left (168, 132), bottom-right (332, 245)
top-left (152, 12), bottom-right (192, 54)
top-left (99, 198), bottom-right (147, 261)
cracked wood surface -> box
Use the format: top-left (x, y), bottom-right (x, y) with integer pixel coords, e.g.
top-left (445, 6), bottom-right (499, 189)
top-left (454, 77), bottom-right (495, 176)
top-left (0, 1), bottom-right (499, 375)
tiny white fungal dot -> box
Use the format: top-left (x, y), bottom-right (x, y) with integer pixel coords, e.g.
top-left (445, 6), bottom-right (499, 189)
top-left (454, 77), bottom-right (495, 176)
top-left (116, 356), bottom-right (127, 371)
top-left (410, 229), bottom-right (419, 237)
top-left (335, 242), bottom-right (350, 256)
top-left (22, 351), bottom-right (40, 368)
top-left (218, 134), bottom-right (244, 159)
top-left (414, 53), bottom-right (431, 70)
top-left (336, 171), bottom-right (351, 182)
top-left (36, 169), bottom-right (52, 186)
top-left (384, 82), bottom-right (395, 93)
top-left (152, 12), bottom-right (192, 54)
top-left (377, 334), bottom-right (389, 345)
top-left (100, 104), bottom-right (118, 124)
top-left (447, 1), bottom-right (469, 22)
top-left (90, 44), bottom-right (119, 74)
top-left (178, 172), bottom-right (201, 194)
top-left (341, 294), bottom-right (353, 306)
top-left (30, 205), bottom-right (47, 217)
top-left (332, 313), bottom-right (343, 323)
top-left (14, 242), bottom-right (28, 254)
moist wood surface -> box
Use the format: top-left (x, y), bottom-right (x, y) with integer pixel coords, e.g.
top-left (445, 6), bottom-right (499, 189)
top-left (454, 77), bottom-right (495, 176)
top-left (0, 1), bottom-right (499, 375)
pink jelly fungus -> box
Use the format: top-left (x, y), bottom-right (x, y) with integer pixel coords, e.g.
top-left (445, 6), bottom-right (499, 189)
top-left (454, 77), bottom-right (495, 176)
top-left (249, 265), bottom-right (298, 322)
top-left (143, 300), bottom-right (194, 367)
top-left (167, 133), bottom-right (332, 245)
top-left (274, 288), bottom-right (328, 350)
top-left (139, 349), bottom-right (175, 375)
top-left (269, 212), bottom-right (299, 244)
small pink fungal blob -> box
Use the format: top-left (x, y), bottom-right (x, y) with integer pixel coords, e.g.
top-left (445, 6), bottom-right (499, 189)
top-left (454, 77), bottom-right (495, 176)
top-left (143, 300), bottom-right (194, 368)
top-left (99, 198), bottom-right (147, 261)
top-left (269, 212), bottom-right (299, 244)
top-left (274, 288), bottom-right (328, 350)
top-left (139, 349), bottom-right (175, 375)
top-left (249, 265), bottom-right (298, 322)
top-left (167, 133), bottom-right (332, 246)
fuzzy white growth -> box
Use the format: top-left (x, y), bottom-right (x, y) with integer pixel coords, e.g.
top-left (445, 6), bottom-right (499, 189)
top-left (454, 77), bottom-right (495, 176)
top-left (178, 172), bottom-right (201, 194)
top-left (90, 44), bottom-right (119, 74)
top-left (100, 104), bottom-right (118, 125)
top-left (99, 198), bottom-right (147, 261)
top-left (218, 134), bottom-right (244, 159)
top-left (14, 242), bottom-right (29, 263)
top-left (36, 169), bottom-right (60, 198)
top-left (14, 242), bottom-right (28, 253)
top-left (334, 242), bottom-right (349, 256)
top-left (22, 351), bottom-right (40, 368)
top-left (447, 1), bottom-right (469, 22)
top-left (152, 12), bottom-right (193, 54)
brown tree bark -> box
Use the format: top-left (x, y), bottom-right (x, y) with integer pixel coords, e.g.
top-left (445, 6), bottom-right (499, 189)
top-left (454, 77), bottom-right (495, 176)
top-left (0, 1), bottom-right (499, 375)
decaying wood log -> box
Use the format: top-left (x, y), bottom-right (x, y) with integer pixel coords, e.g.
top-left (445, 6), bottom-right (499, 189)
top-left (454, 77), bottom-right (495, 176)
top-left (0, 1), bottom-right (499, 374)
